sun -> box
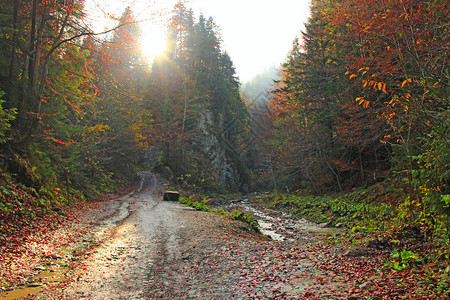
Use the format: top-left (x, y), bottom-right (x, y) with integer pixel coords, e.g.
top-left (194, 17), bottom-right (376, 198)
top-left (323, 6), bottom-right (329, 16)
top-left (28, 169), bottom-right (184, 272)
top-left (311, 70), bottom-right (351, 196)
top-left (140, 26), bottom-right (167, 63)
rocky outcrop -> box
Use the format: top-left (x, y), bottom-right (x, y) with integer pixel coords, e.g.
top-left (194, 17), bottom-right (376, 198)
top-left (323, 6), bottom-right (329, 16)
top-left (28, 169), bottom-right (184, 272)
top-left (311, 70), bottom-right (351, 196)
top-left (197, 111), bottom-right (240, 189)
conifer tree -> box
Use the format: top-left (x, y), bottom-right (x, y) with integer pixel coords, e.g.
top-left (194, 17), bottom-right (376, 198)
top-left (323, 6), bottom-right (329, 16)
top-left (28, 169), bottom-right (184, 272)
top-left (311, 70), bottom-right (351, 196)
top-left (148, 3), bottom-right (251, 190)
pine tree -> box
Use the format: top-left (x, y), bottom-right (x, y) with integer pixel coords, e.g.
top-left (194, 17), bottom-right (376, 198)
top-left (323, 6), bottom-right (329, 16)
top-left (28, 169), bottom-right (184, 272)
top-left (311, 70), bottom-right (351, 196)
top-left (148, 3), bottom-right (251, 190)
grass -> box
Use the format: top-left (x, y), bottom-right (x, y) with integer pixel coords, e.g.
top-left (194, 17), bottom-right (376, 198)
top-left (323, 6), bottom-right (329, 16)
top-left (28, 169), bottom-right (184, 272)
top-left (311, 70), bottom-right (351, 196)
top-left (259, 182), bottom-right (449, 262)
top-left (178, 195), bottom-right (260, 233)
top-left (258, 183), bottom-right (404, 232)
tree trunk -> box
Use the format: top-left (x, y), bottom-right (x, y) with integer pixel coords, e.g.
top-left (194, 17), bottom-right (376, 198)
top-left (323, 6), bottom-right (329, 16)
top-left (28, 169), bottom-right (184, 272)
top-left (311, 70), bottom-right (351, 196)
top-left (27, 0), bottom-right (38, 92)
top-left (8, 0), bottom-right (19, 90)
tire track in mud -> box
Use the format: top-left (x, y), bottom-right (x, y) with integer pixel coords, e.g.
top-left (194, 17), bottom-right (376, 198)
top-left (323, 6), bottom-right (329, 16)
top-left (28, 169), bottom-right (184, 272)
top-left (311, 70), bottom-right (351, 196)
top-left (30, 172), bottom-right (195, 299)
top-left (59, 173), bottom-right (166, 299)
top-left (141, 223), bottom-right (180, 298)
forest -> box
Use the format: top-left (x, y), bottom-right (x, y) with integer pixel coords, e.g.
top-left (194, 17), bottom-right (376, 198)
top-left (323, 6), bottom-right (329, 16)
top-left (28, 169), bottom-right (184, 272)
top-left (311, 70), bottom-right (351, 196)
top-left (0, 0), bottom-right (449, 294)
top-left (266, 0), bottom-right (449, 236)
top-left (0, 0), bottom-right (252, 200)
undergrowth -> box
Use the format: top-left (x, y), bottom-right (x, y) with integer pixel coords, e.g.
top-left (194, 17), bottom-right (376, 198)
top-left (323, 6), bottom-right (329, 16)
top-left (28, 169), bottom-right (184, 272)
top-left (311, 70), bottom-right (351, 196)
top-left (178, 195), bottom-right (260, 233)
top-left (261, 191), bottom-right (395, 231)
top-left (259, 182), bottom-right (448, 245)
top-left (0, 172), bottom-right (85, 235)
top-left (258, 182), bottom-right (450, 295)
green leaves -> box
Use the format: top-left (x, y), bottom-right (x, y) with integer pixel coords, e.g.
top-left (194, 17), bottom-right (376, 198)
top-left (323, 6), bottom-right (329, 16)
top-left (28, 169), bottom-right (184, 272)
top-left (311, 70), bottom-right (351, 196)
top-left (389, 249), bottom-right (420, 271)
top-left (0, 93), bottom-right (17, 144)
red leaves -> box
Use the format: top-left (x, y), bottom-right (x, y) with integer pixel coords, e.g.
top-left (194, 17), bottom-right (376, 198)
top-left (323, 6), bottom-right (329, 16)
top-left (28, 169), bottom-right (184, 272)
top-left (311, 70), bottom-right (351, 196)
top-left (43, 136), bottom-right (75, 148)
top-left (303, 291), bottom-right (315, 297)
top-left (0, 179), bottom-right (103, 289)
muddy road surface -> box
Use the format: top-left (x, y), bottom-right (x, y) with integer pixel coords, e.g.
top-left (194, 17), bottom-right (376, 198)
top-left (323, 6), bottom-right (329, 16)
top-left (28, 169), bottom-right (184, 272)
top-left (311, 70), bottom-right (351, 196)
top-left (2, 173), bottom-right (359, 299)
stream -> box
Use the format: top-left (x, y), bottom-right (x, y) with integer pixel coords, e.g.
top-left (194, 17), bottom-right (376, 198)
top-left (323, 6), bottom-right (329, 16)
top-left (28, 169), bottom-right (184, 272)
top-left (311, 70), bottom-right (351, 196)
top-left (210, 197), bottom-right (342, 242)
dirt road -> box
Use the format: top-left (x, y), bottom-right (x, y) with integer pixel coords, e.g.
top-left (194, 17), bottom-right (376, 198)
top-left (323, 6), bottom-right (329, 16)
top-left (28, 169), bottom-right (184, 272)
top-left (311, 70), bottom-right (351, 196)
top-left (2, 173), bottom-right (359, 299)
top-left (1, 173), bottom-right (444, 299)
top-left (51, 173), bottom-right (269, 299)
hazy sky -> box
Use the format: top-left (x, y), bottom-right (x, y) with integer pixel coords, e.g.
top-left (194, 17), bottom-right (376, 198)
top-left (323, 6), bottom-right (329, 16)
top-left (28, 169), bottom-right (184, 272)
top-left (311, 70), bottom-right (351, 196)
top-left (189, 0), bottom-right (311, 81)
top-left (85, 0), bottom-right (311, 82)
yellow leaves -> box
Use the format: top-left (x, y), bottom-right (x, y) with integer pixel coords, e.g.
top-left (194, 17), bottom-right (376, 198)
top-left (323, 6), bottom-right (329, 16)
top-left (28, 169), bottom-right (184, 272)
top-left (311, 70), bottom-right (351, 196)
top-left (347, 67), bottom-right (370, 79)
top-left (362, 80), bottom-right (387, 93)
top-left (85, 124), bottom-right (110, 135)
top-left (381, 131), bottom-right (395, 145)
top-left (369, 80), bottom-right (383, 90)
top-left (358, 66), bottom-right (370, 75)
top-left (401, 78), bottom-right (412, 88)
top-left (388, 96), bottom-right (399, 106)
top-left (388, 112), bottom-right (396, 119)
top-left (406, 93), bottom-right (411, 100)
top-left (356, 97), bottom-right (370, 108)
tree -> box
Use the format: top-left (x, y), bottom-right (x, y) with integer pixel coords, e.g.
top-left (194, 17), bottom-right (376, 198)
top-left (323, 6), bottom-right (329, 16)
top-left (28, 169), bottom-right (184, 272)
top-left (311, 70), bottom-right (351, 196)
top-left (73, 7), bottom-right (154, 195)
top-left (147, 3), bottom-right (251, 190)
top-left (0, 1), bottom-right (155, 198)
top-left (333, 0), bottom-right (449, 211)
top-left (269, 0), bottom-right (349, 193)
top-left (0, 0), bottom-right (97, 189)
top-left (269, 0), bottom-right (449, 222)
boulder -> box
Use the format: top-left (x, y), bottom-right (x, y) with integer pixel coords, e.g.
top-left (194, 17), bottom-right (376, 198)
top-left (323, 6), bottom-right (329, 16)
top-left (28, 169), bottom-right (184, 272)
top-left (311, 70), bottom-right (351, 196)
top-left (163, 191), bottom-right (180, 201)
top-left (367, 238), bottom-right (392, 250)
top-left (359, 281), bottom-right (373, 289)
top-left (318, 222), bottom-right (330, 228)
top-left (344, 246), bottom-right (369, 257)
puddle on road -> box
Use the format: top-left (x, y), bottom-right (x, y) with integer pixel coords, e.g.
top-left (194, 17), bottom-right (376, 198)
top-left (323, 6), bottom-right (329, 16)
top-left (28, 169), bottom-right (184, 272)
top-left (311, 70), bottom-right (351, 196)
top-left (0, 263), bottom-right (68, 300)
top-left (0, 286), bottom-right (43, 300)
top-left (1, 199), bottom-right (132, 300)
top-left (34, 270), bottom-right (62, 282)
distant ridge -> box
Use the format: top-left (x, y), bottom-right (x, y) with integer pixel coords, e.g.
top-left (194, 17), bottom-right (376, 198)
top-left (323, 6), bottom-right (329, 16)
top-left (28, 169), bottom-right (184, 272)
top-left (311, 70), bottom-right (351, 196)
top-left (240, 65), bottom-right (280, 101)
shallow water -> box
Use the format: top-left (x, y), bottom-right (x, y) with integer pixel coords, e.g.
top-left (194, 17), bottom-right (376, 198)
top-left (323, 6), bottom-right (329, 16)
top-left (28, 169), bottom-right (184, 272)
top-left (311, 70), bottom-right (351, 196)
top-left (0, 195), bottom-right (133, 300)
top-left (213, 198), bottom-right (342, 242)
